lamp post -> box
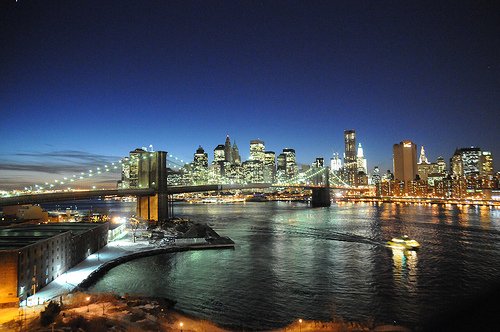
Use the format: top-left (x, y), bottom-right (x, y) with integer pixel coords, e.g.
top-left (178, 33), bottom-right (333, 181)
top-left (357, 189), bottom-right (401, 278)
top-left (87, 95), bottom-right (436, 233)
top-left (299, 318), bottom-right (303, 332)
top-left (86, 296), bottom-right (90, 312)
top-left (179, 321), bottom-right (183, 332)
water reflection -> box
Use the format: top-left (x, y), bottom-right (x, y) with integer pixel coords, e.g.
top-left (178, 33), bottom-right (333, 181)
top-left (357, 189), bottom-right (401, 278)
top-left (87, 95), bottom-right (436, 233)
top-left (89, 201), bottom-right (500, 330)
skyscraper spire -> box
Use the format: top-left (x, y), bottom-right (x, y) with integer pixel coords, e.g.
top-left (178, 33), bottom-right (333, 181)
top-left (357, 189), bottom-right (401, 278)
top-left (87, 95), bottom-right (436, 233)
top-left (224, 135), bottom-right (232, 163)
top-left (356, 143), bottom-right (367, 174)
top-left (419, 146), bottom-right (429, 164)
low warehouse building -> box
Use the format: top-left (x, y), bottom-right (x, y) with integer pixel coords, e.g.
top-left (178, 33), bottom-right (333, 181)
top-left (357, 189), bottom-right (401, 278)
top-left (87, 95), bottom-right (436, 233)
top-left (0, 222), bottom-right (108, 308)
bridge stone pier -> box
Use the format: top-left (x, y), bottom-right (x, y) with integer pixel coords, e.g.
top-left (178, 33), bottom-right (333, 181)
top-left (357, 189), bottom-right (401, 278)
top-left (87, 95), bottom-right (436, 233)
top-left (311, 168), bottom-right (331, 207)
top-left (135, 151), bottom-right (169, 222)
top-left (311, 187), bottom-right (331, 207)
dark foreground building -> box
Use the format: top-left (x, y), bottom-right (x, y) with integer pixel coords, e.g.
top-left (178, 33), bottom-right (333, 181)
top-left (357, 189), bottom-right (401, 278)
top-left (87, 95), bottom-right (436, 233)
top-left (0, 222), bottom-right (108, 307)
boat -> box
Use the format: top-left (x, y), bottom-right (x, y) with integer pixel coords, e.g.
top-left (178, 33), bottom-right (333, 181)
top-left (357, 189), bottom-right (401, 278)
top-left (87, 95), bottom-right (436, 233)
top-left (387, 235), bottom-right (420, 250)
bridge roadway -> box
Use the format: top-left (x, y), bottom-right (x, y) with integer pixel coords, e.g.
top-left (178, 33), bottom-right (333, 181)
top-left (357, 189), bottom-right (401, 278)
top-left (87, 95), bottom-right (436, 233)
top-left (0, 183), bottom-right (367, 207)
top-left (0, 184), bottom-right (272, 207)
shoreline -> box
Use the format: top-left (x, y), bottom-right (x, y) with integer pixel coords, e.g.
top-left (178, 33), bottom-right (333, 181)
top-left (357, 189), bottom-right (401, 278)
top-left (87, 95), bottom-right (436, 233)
top-left (1, 292), bottom-right (412, 332)
top-left (78, 242), bottom-right (234, 289)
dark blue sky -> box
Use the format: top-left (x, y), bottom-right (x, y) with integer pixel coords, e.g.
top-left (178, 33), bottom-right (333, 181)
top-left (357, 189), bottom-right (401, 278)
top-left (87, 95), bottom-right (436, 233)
top-left (1, 0), bottom-right (499, 188)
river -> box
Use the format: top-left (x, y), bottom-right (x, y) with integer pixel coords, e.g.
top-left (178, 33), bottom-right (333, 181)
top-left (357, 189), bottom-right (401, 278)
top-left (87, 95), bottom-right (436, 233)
top-left (85, 201), bottom-right (500, 330)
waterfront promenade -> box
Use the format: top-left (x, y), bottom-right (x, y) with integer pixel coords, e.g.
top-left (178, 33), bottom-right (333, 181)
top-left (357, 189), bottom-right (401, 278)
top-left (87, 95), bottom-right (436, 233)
top-left (0, 229), bottom-right (234, 327)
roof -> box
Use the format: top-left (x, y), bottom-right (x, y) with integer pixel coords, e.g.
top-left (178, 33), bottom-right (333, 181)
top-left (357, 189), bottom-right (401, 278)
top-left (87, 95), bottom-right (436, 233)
top-left (0, 222), bottom-right (107, 251)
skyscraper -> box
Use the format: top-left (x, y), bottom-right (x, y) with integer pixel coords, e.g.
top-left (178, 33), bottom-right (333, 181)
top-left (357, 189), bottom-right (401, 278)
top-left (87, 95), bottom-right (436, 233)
top-left (330, 152), bottom-right (342, 172)
top-left (231, 141), bottom-right (241, 165)
top-left (417, 146), bottom-right (435, 181)
top-left (451, 147), bottom-right (482, 176)
top-left (193, 146), bottom-right (208, 183)
top-left (213, 145), bottom-right (226, 162)
top-left (263, 151), bottom-right (276, 183)
top-left (480, 151), bottom-right (493, 176)
top-left (344, 130), bottom-right (357, 185)
top-left (250, 139), bottom-right (265, 162)
top-left (356, 143), bottom-right (367, 174)
top-left (224, 135), bottom-right (232, 163)
top-left (393, 140), bottom-right (417, 193)
top-left (283, 148), bottom-right (298, 180)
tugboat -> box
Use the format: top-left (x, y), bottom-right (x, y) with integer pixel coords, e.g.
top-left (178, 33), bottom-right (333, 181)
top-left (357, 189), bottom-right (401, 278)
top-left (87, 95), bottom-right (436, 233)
top-left (387, 235), bottom-right (420, 250)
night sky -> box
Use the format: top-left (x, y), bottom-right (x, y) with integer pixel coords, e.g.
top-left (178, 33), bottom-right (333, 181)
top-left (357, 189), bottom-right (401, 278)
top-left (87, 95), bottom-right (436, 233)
top-left (1, 1), bottom-right (499, 189)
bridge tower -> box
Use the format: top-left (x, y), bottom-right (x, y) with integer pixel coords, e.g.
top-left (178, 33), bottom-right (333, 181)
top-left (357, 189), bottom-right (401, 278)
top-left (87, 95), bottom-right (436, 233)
top-left (311, 167), bottom-right (331, 207)
top-left (136, 151), bottom-right (170, 223)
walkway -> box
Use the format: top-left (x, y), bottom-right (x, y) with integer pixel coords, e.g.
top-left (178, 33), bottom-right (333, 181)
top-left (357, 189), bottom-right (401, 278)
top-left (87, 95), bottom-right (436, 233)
top-left (23, 231), bottom-right (155, 306)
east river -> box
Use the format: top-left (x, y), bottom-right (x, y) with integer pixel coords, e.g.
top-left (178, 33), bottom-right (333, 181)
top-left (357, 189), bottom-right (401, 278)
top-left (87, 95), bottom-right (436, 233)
top-left (83, 201), bottom-right (500, 330)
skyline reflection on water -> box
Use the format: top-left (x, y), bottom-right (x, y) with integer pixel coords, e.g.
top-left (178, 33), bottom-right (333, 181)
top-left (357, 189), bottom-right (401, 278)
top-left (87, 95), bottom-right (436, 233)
top-left (88, 201), bottom-right (500, 330)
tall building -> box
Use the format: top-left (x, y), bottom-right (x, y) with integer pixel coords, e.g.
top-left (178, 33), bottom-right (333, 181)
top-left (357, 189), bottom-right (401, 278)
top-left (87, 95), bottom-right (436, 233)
top-left (372, 166), bottom-right (382, 195)
top-left (283, 148), bottom-right (298, 180)
top-left (314, 157), bottom-right (324, 168)
top-left (450, 152), bottom-right (463, 177)
top-left (213, 145), bottom-right (226, 163)
top-left (232, 141), bottom-right (241, 165)
top-left (344, 130), bottom-right (357, 185)
top-left (224, 135), bottom-right (232, 163)
top-left (193, 146), bottom-right (208, 183)
top-left (243, 160), bottom-right (264, 183)
top-left (118, 148), bottom-right (151, 189)
top-left (276, 153), bottom-right (287, 183)
top-left (393, 140), bottom-right (417, 193)
top-left (330, 152), bottom-right (342, 172)
top-left (451, 147), bottom-right (482, 176)
top-left (249, 139), bottom-right (265, 162)
top-left (418, 146), bottom-right (429, 164)
top-left (436, 156), bottom-right (447, 174)
top-left (480, 151), bottom-right (493, 176)
top-left (356, 143), bottom-right (367, 174)
top-left (263, 151), bottom-right (276, 183)
top-left (417, 146), bottom-right (436, 181)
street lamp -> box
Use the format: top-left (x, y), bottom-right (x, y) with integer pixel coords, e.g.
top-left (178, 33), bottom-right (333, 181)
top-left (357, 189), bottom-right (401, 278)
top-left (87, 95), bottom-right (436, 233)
top-left (299, 318), bottom-right (303, 332)
top-left (179, 321), bottom-right (184, 332)
top-left (86, 296), bottom-right (90, 312)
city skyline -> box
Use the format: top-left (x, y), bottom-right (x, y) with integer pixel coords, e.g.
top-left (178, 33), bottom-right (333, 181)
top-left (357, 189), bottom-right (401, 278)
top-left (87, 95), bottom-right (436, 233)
top-left (1, 1), bottom-right (499, 188)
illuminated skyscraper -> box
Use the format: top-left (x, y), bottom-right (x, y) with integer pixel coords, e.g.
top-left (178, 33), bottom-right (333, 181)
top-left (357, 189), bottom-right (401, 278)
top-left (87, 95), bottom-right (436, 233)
top-left (283, 148), bottom-right (298, 180)
top-left (263, 151), bottom-right (276, 183)
top-left (356, 143), bottom-right (367, 174)
top-left (393, 140), bottom-right (417, 193)
top-left (330, 152), bottom-right (342, 172)
top-left (344, 130), bottom-right (357, 185)
top-left (418, 146), bottom-right (429, 164)
top-left (224, 135), bottom-right (232, 163)
top-left (213, 145), bottom-right (225, 163)
top-left (243, 160), bottom-right (264, 183)
top-left (451, 147), bottom-right (481, 176)
top-left (417, 146), bottom-right (435, 181)
top-left (436, 156), bottom-right (447, 174)
top-left (250, 139), bottom-right (265, 162)
top-left (480, 151), bottom-right (493, 176)
top-left (231, 141), bottom-right (241, 165)
top-left (276, 153), bottom-right (286, 183)
top-left (193, 146), bottom-right (208, 183)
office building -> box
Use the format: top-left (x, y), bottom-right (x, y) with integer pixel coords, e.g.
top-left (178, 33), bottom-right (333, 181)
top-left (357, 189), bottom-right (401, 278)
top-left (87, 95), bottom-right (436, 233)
top-left (330, 153), bottom-right (342, 172)
top-left (344, 130), bottom-right (357, 186)
top-left (393, 140), bottom-right (417, 194)
top-left (231, 141), bottom-right (241, 165)
top-left (356, 143), bottom-right (367, 174)
top-left (193, 146), bottom-right (209, 184)
top-left (224, 135), bottom-right (232, 163)
top-left (283, 148), bottom-right (298, 180)
top-left (249, 140), bottom-right (265, 162)
top-left (263, 151), bottom-right (276, 183)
